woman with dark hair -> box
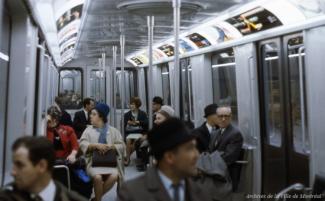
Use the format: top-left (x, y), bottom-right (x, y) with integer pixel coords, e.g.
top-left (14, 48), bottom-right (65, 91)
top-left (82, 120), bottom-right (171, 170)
top-left (46, 106), bottom-right (79, 163)
top-left (123, 97), bottom-right (148, 165)
top-left (80, 103), bottom-right (125, 201)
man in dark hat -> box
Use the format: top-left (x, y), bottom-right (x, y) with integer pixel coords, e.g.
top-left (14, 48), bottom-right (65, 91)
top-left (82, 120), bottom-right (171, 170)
top-left (193, 104), bottom-right (219, 153)
top-left (0, 136), bottom-right (87, 201)
top-left (117, 118), bottom-right (211, 201)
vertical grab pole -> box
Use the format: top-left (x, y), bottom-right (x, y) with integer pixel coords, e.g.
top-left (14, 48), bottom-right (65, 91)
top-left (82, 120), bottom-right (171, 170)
top-left (173, 0), bottom-right (181, 116)
top-left (112, 46), bottom-right (118, 127)
top-left (147, 16), bottom-right (154, 129)
top-left (102, 52), bottom-right (106, 104)
top-left (120, 35), bottom-right (125, 137)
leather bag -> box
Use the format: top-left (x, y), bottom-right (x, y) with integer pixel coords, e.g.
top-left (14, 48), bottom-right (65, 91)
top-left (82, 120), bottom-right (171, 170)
top-left (92, 149), bottom-right (117, 167)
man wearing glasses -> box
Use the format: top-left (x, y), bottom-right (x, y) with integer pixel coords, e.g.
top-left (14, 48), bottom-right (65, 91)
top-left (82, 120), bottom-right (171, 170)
top-left (211, 106), bottom-right (243, 191)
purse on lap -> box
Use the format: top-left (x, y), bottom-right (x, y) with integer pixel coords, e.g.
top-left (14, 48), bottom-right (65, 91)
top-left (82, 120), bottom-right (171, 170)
top-left (92, 149), bottom-right (117, 167)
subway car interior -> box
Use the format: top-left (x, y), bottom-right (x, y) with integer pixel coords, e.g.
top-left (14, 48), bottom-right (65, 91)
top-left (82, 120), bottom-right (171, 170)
top-left (1, 0), bottom-right (325, 200)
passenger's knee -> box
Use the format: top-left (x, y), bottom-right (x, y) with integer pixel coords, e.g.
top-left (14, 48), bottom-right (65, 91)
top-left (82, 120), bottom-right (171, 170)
top-left (93, 174), bottom-right (102, 182)
top-left (111, 173), bottom-right (119, 182)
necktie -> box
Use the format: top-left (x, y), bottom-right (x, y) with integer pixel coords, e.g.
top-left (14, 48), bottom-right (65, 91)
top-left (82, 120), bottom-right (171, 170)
top-left (171, 184), bottom-right (180, 201)
top-left (208, 128), bottom-right (218, 152)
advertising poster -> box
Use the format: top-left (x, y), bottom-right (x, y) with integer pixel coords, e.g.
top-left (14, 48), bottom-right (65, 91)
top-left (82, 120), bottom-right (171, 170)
top-left (211, 21), bottom-right (242, 43)
top-left (130, 57), bottom-right (143, 65)
top-left (179, 39), bottom-right (195, 53)
top-left (186, 33), bottom-right (211, 48)
top-left (226, 6), bottom-right (282, 36)
top-left (158, 44), bottom-right (174, 57)
top-left (56, 4), bottom-right (83, 32)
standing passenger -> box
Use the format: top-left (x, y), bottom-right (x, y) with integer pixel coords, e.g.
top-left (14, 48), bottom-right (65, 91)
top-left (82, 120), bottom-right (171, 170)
top-left (118, 118), bottom-right (211, 201)
top-left (0, 136), bottom-right (86, 201)
top-left (73, 98), bottom-right (95, 139)
top-left (79, 103), bottom-right (125, 201)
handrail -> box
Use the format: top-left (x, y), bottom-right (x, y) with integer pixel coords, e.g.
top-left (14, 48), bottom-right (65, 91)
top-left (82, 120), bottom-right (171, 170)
top-left (298, 46), bottom-right (309, 154)
top-left (54, 165), bottom-right (71, 191)
top-left (275, 183), bottom-right (304, 201)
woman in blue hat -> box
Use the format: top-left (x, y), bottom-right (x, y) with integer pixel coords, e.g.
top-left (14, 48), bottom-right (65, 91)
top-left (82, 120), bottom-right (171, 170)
top-left (80, 103), bottom-right (126, 201)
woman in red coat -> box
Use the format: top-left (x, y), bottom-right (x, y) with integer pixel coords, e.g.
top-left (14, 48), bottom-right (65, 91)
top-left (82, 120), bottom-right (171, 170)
top-left (47, 106), bottom-right (79, 163)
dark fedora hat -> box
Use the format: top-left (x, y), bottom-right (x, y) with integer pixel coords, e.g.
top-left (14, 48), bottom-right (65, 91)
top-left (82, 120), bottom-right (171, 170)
top-left (148, 117), bottom-right (196, 160)
top-left (204, 104), bottom-right (218, 118)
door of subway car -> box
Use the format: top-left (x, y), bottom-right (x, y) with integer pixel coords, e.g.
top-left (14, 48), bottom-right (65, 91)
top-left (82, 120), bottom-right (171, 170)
top-left (258, 33), bottom-right (310, 195)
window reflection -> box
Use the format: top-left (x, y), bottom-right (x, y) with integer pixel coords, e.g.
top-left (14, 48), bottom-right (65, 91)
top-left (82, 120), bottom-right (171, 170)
top-left (115, 70), bottom-right (138, 109)
top-left (287, 36), bottom-right (309, 154)
top-left (160, 63), bottom-right (171, 105)
top-left (262, 43), bottom-right (282, 147)
top-left (211, 49), bottom-right (238, 125)
top-left (180, 58), bottom-right (193, 121)
top-left (90, 70), bottom-right (106, 103)
top-left (59, 69), bottom-right (83, 109)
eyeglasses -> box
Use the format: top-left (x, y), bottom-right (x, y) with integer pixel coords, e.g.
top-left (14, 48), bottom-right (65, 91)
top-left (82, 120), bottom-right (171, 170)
top-left (217, 114), bottom-right (231, 118)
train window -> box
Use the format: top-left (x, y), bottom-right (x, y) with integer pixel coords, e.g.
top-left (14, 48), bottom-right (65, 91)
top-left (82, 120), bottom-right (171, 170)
top-left (180, 58), bottom-right (194, 122)
top-left (287, 37), bottom-right (309, 154)
top-left (90, 70), bottom-right (106, 102)
top-left (160, 63), bottom-right (171, 105)
top-left (211, 49), bottom-right (238, 125)
top-left (115, 70), bottom-right (138, 109)
top-left (261, 42), bottom-right (282, 147)
top-left (58, 69), bottom-right (83, 109)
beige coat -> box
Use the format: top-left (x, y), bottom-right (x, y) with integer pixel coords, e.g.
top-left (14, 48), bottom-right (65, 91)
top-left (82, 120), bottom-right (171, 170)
top-left (79, 125), bottom-right (126, 182)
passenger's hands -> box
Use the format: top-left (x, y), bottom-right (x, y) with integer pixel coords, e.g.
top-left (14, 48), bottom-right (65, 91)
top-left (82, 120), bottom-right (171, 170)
top-left (96, 144), bottom-right (111, 154)
top-left (66, 153), bottom-right (77, 164)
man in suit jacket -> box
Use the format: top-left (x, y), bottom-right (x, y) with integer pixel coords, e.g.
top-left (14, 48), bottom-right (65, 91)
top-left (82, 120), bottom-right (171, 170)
top-left (118, 118), bottom-right (211, 201)
top-left (194, 104), bottom-right (219, 153)
top-left (211, 106), bottom-right (243, 191)
top-left (73, 98), bottom-right (94, 139)
top-left (0, 136), bottom-right (87, 201)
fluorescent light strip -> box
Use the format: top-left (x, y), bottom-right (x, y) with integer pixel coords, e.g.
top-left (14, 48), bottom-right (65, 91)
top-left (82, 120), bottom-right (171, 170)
top-left (0, 52), bottom-right (9, 61)
top-left (162, 72), bottom-right (169, 75)
top-left (288, 53), bottom-right (305, 58)
top-left (212, 62), bottom-right (236, 68)
top-left (265, 56), bottom-right (279, 61)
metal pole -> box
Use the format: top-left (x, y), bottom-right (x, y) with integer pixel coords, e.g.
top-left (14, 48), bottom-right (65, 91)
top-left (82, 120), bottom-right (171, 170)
top-left (173, 0), bottom-right (181, 116)
top-left (102, 52), bottom-right (106, 104)
top-left (120, 35), bottom-right (125, 137)
top-left (147, 16), bottom-right (154, 129)
top-left (112, 46), bottom-right (117, 127)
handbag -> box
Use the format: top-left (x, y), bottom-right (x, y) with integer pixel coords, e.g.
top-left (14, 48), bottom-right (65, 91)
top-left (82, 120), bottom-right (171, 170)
top-left (92, 149), bottom-right (117, 167)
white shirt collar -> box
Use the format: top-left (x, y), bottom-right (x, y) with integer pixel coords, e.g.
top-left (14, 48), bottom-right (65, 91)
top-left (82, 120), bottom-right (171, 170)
top-left (83, 109), bottom-right (88, 119)
top-left (39, 179), bottom-right (56, 201)
top-left (158, 170), bottom-right (185, 201)
top-left (205, 122), bottom-right (214, 134)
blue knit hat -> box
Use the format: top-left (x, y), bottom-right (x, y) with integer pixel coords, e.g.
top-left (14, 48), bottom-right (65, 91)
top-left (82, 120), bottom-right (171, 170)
top-left (95, 103), bottom-right (110, 117)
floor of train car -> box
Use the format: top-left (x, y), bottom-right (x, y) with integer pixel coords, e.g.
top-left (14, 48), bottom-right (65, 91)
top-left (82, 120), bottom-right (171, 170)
top-left (102, 153), bottom-right (143, 201)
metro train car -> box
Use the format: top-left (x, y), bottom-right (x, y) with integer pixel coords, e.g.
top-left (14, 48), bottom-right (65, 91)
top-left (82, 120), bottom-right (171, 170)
top-left (1, 0), bottom-right (325, 200)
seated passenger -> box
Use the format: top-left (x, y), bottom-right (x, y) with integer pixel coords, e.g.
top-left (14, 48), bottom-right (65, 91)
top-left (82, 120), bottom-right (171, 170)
top-left (193, 104), bottom-right (219, 153)
top-left (211, 106), bottom-right (243, 191)
top-left (123, 97), bottom-right (148, 165)
top-left (47, 106), bottom-right (79, 163)
top-left (0, 136), bottom-right (86, 201)
top-left (73, 98), bottom-right (95, 139)
top-left (152, 96), bottom-right (163, 125)
top-left (54, 96), bottom-right (73, 126)
top-left (134, 105), bottom-right (175, 171)
top-left (80, 103), bottom-right (125, 201)
top-left (117, 118), bottom-right (211, 201)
